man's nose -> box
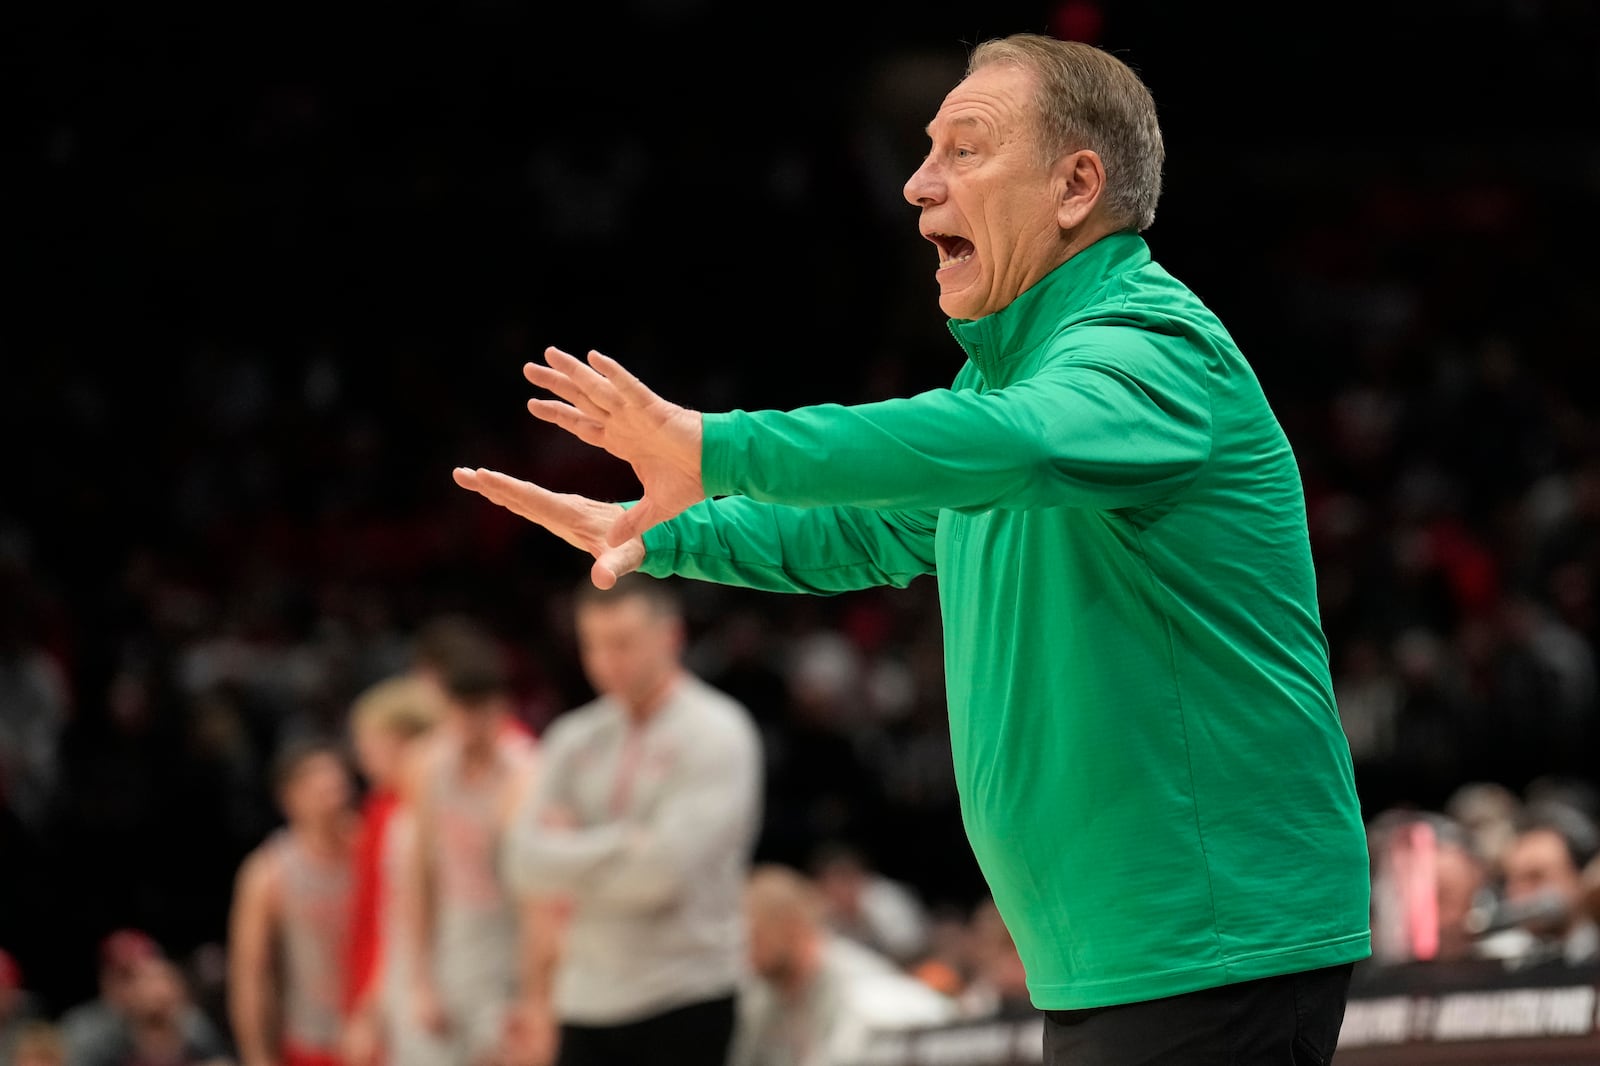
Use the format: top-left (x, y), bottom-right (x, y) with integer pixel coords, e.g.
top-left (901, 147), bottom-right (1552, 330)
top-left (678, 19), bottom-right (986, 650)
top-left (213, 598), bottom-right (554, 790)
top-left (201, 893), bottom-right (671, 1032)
top-left (903, 159), bottom-right (942, 207)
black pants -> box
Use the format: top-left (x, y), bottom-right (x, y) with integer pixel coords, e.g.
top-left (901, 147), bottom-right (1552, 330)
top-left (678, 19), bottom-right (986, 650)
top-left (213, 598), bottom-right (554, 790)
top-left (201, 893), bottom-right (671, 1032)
top-left (556, 994), bottom-right (736, 1066)
top-left (1044, 963), bottom-right (1355, 1066)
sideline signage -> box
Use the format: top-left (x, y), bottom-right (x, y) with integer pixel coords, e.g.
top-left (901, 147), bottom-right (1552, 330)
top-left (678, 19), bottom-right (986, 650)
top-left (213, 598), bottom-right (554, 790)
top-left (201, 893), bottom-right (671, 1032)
top-left (1336, 961), bottom-right (1600, 1065)
top-left (839, 963), bottom-right (1600, 1066)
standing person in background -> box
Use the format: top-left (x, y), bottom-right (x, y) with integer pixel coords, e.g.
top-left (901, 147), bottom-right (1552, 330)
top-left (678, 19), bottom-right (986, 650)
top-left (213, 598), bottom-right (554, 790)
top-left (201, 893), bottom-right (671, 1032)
top-left (228, 739), bottom-right (358, 1066)
top-left (501, 574), bottom-right (763, 1066)
top-left (338, 676), bottom-right (444, 1066)
top-left (453, 30), bottom-right (1371, 1066)
top-left (405, 616), bottom-right (538, 1066)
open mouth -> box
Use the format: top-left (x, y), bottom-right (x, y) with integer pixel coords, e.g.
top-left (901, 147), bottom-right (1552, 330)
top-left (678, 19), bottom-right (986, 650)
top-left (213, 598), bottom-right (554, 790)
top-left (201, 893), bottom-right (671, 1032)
top-left (927, 231), bottom-right (975, 270)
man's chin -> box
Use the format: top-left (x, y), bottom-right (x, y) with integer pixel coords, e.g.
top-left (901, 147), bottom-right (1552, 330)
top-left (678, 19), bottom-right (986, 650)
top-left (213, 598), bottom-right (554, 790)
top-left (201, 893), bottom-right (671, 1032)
top-left (937, 281), bottom-right (990, 321)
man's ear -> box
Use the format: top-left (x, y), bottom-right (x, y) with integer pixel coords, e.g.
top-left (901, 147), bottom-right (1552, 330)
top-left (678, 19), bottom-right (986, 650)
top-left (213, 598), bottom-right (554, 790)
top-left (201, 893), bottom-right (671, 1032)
top-left (1054, 148), bottom-right (1107, 231)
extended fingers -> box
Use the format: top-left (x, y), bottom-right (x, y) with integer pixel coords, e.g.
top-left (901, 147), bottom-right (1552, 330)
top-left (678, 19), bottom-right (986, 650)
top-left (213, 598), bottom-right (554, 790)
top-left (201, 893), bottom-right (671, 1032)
top-left (535, 347), bottom-right (627, 413)
top-left (453, 468), bottom-right (551, 516)
top-left (525, 357), bottom-right (608, 419)
top-left (585, 350), bottom-right (660, 407)
top-left (526, 398), bottom-right (606, 448)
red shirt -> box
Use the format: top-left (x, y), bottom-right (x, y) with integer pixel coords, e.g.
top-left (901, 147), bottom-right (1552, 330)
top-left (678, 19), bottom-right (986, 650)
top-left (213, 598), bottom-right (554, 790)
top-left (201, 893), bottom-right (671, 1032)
top-left (342, 787), bottom-right (400, 1014)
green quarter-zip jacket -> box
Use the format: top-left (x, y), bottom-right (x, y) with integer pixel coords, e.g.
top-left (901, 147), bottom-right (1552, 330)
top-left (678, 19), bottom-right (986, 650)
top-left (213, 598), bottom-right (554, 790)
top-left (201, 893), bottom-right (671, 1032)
top-left (640, 232), bottom-right (1372, 1009)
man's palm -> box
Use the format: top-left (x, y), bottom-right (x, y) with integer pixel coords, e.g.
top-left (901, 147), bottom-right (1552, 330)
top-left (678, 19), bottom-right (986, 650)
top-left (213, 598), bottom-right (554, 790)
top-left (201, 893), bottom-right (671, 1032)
top-left (521, 348), bottom-right (704, 545)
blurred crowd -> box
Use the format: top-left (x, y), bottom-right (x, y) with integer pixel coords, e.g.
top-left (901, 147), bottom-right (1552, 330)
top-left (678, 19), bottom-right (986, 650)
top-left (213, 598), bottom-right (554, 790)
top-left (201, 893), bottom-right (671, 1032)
top-left (1368, 779), bottom-right (1600, 971)
top-left (0, 606), bottom-right (1033, 1066)
top-left (4, 734), bottom-right (1600, 1066)
top-left (6, 0), bottom-right (1600, 1063)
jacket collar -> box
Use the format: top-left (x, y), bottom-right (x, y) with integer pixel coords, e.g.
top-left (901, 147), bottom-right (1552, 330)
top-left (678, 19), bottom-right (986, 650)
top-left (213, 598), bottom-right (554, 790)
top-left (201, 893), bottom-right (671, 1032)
top-left (948, 232), bottom-right (1150, 381)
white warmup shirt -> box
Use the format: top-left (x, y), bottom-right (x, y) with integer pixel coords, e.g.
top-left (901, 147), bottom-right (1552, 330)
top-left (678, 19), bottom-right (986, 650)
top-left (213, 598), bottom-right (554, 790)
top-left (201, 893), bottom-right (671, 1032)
top-left (504, 673), bottom-right (764, 1025)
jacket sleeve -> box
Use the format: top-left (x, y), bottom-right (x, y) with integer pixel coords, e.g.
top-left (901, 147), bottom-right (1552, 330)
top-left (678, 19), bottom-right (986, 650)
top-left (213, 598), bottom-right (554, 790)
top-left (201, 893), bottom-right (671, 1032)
top-left (640, 497), bottom-right (938, 594)
top-left (702, 327), bottom-right (1213, 513)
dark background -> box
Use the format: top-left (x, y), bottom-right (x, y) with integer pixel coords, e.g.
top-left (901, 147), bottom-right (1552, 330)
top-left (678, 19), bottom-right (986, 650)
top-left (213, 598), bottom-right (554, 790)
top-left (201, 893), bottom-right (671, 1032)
top-left (4, 0), bottom-right (1599, 1021)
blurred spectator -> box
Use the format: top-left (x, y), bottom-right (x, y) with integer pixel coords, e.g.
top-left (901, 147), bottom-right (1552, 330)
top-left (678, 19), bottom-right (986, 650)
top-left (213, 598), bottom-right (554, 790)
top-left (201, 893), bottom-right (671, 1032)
top-left (404, 615), bottom-right (537, 1066)
top-left (1367, 808), bottom-right (1438, 965)
top-left (60, 933), bottom-right (157, 1062)
top-left (227, 739), bottom-right (357, 1066)
top-left (1431, 824), bottom-right (1495, 964)
top-left (1, 949), bottom-right (41, 1066)
top-left (0, 563), bottom-right (70, 835)
top-left (8, 1021), bottom-right (65, 1066)
top-left (82, 957), bottom-right (231, 1066)
top-left (1497, 805), bottom-right (1600, 967)
top-left (904, 906), bottom-right (970, 1002)
top-left (60, 933), bottom-right (223, 1066)
top-left (1444, 781), bottom-right (1523, 876)
top-left (953, 899), bottom-right (1034, 1022)
top-left (338, 674), bottom-right (443, 1066)
top-left (729, 864), bottom-right (957, 1066)
top-left (1423, 815), bottom-right (1551, 966)
top-left (808, 842), bottom-right (931, 969)
top-left (1524, 775), bottom-right (1600, 828)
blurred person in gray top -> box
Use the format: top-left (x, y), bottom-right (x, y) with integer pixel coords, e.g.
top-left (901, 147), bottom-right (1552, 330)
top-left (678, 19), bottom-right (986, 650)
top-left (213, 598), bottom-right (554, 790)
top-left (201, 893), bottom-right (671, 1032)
top-left (61, 932), bottom-right (224, 1066)
top-left (503, 574), bottom-right (763, 1066)
top-left (809, 842), bottom-right (931, 969)
top-left (1496, 803), bottom-right (1600, 967)
top-left (82, 956), bottom-right (231, 1066)
top-left (729, 864), bottom-right (957, 1066)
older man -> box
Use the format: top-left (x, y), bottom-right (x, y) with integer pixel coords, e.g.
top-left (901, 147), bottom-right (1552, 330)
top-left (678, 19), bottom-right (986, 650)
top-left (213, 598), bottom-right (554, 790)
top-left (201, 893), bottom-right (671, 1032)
top-left (454, 31), bottom-right (1371, 1065)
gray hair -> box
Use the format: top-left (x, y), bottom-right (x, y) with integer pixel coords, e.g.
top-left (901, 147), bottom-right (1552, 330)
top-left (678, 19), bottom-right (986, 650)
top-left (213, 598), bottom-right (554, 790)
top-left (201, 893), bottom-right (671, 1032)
top-left (968, 34), bottom-right (1164, 232)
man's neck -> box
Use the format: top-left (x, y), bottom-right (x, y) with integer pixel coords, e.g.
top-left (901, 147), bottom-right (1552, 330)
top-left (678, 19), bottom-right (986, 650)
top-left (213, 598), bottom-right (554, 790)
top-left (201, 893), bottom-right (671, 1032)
top-left (294, 814), bottom-right (349, 857)
top-left (623, 668), bottom-right (686, 724)
top-left (1052, 216), bottom-right (1122, 274)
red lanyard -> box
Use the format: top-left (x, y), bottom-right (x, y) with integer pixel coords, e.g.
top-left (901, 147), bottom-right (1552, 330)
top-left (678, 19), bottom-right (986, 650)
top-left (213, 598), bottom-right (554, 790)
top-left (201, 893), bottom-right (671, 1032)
top-left (608, 727), bottom-right (645, 817)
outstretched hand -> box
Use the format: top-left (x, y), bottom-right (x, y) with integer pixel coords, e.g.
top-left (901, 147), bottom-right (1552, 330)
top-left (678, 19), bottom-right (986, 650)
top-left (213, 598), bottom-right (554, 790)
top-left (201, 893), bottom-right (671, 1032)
top-left (521, 347), bottom-right (705, 546)
top-left (450, 468), bottom-right (645, 589)
top-left (452, 347), bottom-right (704, 587)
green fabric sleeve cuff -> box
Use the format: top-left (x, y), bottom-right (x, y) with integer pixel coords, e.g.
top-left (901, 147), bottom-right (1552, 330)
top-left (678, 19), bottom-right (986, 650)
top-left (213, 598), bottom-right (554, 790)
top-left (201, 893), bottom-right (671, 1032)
top-left (639, 523), bottom-right (673, 576)
top-left (619, 498), bottom-right (672, 576)
top-left (700, 410), bottom-right (743, 498)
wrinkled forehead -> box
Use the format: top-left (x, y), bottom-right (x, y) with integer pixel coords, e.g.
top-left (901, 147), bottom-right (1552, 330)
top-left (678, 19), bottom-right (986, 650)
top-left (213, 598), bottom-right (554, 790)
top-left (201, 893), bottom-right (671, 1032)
top-left (927, 64), bottom-right (1037, 135)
